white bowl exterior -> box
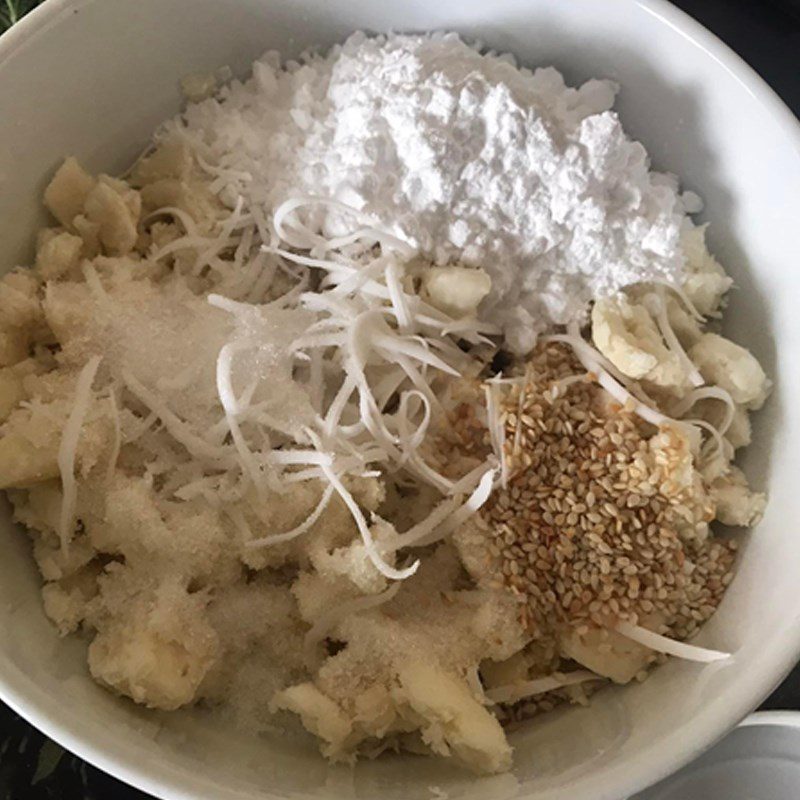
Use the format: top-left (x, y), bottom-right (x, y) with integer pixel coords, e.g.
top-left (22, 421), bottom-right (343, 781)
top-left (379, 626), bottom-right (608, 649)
top-left (0, 1), bottom-right (798, 799)
top-left (635, 714), bottom-right (800, 799)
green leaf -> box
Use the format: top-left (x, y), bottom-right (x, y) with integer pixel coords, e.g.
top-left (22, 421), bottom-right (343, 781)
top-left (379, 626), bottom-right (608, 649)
top-left (1, 0), bottom-right (42, 32)
top-left (31, 739), bottom-right (65, 786)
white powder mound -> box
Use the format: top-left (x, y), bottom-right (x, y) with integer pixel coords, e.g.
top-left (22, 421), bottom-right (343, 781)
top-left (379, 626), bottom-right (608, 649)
top-left (176, 32), bottom-right (696, 352)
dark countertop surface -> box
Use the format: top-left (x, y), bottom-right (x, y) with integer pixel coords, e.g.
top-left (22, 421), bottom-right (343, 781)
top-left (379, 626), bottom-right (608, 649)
top-left (0, 0), bottom-right (798, 797)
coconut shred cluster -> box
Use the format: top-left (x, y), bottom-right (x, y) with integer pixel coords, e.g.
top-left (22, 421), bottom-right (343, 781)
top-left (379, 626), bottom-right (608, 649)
top-left (0, 81), bottom-right (770, 777)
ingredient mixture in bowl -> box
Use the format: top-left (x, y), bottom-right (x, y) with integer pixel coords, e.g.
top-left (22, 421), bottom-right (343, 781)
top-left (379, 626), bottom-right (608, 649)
top-left (0, 33), bottom-right (770, 774)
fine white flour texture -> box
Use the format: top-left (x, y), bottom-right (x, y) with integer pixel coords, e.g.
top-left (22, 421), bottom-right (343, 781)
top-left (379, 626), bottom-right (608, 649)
top-left (176, 32), bottom-right (696, 351)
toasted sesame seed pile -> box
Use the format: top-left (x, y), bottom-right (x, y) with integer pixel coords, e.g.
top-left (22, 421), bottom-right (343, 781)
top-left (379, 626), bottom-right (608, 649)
top-left (451, 344), bottom-right (737, 643)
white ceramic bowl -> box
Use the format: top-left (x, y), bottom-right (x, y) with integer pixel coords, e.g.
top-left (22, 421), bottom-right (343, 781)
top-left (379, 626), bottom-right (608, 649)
top-left (0, 1), bottom-right (799, 799)
top-left (635, 712), bottom-right (800, 799)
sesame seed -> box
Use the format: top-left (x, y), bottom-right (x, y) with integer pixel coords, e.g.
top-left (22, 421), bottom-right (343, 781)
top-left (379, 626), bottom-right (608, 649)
top-left (440, 342), bottom-right (737, 708)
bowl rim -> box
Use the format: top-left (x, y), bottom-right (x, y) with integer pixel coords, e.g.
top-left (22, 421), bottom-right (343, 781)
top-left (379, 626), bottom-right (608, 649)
top-left (0, 1), bottom-right (799, 798)
top-left (740, 710), bottom-right (800, 730)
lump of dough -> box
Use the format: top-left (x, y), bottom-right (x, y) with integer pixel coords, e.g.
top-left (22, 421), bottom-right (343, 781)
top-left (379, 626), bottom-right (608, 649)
top-left (0, 270), bottom-right (41, 330)
top-left (31, 529), bottom-right (96, 583)
top-left (140, 178), bottom-right (221, 233)
top-left (83, 177), bottom-right (141, 256)
top-left (680, 225), bottom-right (733, 316)
top-left (452, 517), bottom-right (501, 587)
top-left (205, 579), bottom-right (305, 667)
top-left (592, 295), bottom-right (689, 393)
top-left (35, 230), bottom-right (84, 280)
top-left (89, 624), bottom-right (214, 710)
top-left (689, 333), bottom-right (770, 409)
top-left (271, 683), bottom-right (353, 760)
top-left (88, 475), bottom-right (239, 588)
top-left (42, 581), bottom-right (89, 635)
top-left (422, 266), bottom-right (492, 318)
top-left (710, 465), bottom-right (766, 527)
top-left (131, 139), bottom-right (193, 186)
top-left (394, 659), bottom-right (512, 774)
top-left (0, 428), bottom-right (63, 488)
top-left (291, 570), bottom-right (365, 644)
top-left (726, 406), bottom-right (752, 450)
top-left (0, 366), bottom-right (25, 421)
top-left (0, 270), bottom-right (44, 368)
top-left (0, 388), bottom-right (111, 489)
top-left (43, 158), bottom-right (142, 256)
top-left (200, 579), bottom-right (307, 729)
top-left (72, 215), bottom-right (102, 258)
top-left (308, 517), bottom-right (396, 595)
top-left (41, 562), bottom-right (101, 635)
top-left (559, 626), bottom-right (652, 684)
top-left (280, 545), bottom-right (527, 772)
top-left (9, 480), bottom-right (62, 536)
top-left (43, 157), bottom-right (95, 227)
top-left (88, 576), bottom-right (218, 711)
top-left (0, 328), bottom-right (29, 368)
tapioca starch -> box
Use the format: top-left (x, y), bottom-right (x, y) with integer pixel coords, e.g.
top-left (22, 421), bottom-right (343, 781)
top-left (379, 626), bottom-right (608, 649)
top-left (177, 31), bottom-right (695, 352)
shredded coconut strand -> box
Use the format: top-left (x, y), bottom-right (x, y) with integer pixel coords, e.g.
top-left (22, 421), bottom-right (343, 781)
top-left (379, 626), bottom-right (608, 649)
top-left (485, 670), bottom-right (599, 705)
top-left (122, 370), bottom-right (236, 466)
top-left (215, 339), bottom-right (267, 494)
top-left (305, 428), bottom-right (419, 581)
top-left (547, 326), bottom-right (676, 429)
top-left (105, 388), bottom-right (122, 485)
top-left (672, 386), bottom-right (736, 435)
top-left (484, 382), bottom-right (508, 488)
top-left (246, 483), bottom-right (335, 548)
top-left (647, 288), bottom-right (704, 387)
top-left (57, 356), bottom-right (102, 553)
top-left (615, 620), bottom-right (730, 663)
top-left (396, 466), bottom-right (497, 549)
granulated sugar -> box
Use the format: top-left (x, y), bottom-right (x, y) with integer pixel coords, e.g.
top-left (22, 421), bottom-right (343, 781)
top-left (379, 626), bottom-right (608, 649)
top-left (175, 32), bottom-right (697, 352)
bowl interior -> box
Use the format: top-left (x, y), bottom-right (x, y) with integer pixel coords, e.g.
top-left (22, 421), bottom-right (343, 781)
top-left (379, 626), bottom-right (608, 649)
top-left (0, 1), bottom-right (799, 799)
